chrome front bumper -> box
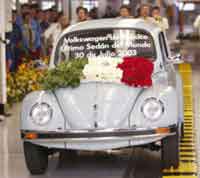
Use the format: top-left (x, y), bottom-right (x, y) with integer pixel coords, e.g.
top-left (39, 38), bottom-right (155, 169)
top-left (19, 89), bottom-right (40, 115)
top-left (21, 125), bottom-right (177, 142)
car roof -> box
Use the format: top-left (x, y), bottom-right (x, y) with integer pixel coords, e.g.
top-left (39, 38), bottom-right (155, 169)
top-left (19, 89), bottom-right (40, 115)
top-left (61, 18), bottom-right (162, 37)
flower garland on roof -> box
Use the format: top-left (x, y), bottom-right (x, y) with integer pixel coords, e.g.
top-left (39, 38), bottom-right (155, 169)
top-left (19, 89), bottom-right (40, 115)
top-left (40, 58), bottom-right (88, 90)
top-left (7, 56), bottom-right (154, 105)
top-left (83, 57), bottom-right (123, 83)
top-left (39, 56), bottom-right (154, 91)
top-left (83, 56), bottom-right (154, 87)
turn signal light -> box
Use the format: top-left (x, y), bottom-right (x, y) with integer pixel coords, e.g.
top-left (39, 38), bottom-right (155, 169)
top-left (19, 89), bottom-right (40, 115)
top-left (156, 128), bottom-right (170, 134)
top-left (25, 133), bottom-right (38, 139)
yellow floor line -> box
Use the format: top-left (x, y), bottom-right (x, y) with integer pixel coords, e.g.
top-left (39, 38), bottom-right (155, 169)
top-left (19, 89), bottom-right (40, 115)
top-left (179, 152), bottom-right (196, 157)
top-left (179, 157), bottom-right (196, 162)
top-left (163, 176), bottom-right (197, 178)
top-left (184, 125), bottom-right (194, 128)
top-left (184, 130), bottom-right (194, 134)
top-left (180, 147), bottom-right (195, 151)
top-left (162, 63), bottom-right (197, 178)
top-left (181, 139), bottom-right (195, 143)
top-left (183, 128), bottom-right (194, 130)
top-left (180, 142), bottom-right (195, 146)
top-left (163, 162), bottom-right (197, 173)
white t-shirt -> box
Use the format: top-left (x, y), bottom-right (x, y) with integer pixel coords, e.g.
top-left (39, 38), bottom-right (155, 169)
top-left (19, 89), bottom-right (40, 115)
top-left (44, 23), bottom-right (62, 46)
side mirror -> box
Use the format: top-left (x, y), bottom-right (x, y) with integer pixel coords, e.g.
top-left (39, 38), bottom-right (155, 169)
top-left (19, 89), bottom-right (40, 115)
top-left (167, 54), bottom-right (184, 64)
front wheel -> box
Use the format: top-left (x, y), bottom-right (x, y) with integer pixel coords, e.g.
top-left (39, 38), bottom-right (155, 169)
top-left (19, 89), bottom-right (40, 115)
top-left (161, 130), bottom-right (179, 169)
top-left (23, 141), bottom-right (48, 175)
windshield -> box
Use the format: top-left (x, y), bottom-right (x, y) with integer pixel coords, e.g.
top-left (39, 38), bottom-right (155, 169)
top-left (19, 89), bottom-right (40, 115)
top-left (54, 29), bottom-right (156, 64)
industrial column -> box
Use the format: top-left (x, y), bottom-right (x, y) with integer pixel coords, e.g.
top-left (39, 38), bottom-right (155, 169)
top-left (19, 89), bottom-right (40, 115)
top-left (0, 0), bottom-right (7, 117)
top-left (0, 0), bottom-right (12, 118)
top-left (62, 0), bottom-right (71, 21)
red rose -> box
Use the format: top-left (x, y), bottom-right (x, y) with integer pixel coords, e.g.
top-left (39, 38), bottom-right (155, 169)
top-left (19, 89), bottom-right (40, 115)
top-left (117, 57), bottom-right (154, 87)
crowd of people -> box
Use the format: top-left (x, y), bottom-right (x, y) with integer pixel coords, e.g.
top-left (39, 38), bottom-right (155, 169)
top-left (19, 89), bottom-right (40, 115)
top-left (6, 3), bottom-right (169, 72)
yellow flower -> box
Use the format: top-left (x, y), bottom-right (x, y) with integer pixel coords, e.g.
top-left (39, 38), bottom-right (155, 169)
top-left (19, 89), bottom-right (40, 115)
top-left (7, 59), bottom-right (47, 104)
top-left (19, 64), bottom-right (27, 71)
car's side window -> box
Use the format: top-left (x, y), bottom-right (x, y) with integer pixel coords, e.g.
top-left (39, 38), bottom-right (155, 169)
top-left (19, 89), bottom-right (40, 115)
top-left (159, 32), bottom-right (176, 84)
top-left (163, 33), bottom-right (171, 57)
top-left (159, 32), bottom-right (169, 62)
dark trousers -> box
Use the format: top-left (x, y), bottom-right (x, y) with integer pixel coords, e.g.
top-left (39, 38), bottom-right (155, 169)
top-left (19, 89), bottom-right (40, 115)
top-left (0, 103), bottom-right (5, 115)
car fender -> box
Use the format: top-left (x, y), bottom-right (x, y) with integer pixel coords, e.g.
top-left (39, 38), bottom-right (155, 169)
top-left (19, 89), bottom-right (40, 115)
top-left (129, 84), bottom-right (178, 128)
top-left (21, 91), bottom-right (67, 132)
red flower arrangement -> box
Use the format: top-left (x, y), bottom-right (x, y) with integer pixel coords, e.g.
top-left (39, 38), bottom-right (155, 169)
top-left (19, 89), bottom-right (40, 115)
top-left (117, 57), bottom-right (154, 87)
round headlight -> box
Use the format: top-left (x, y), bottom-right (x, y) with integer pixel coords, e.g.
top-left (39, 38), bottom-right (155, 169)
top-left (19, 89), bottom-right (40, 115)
top-left (141, 98), bottom-right (164, 121)
top-left (30, 103), bottom-right (52, 126)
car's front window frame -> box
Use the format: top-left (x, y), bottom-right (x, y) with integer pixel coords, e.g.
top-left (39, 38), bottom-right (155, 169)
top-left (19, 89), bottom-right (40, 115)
top-left (54, 28), bottom-right (157, 65)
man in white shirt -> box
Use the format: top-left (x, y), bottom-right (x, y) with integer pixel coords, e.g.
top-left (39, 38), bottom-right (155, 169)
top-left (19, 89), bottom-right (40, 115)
top-left (151, 6), bottom-right (169, 31)
top-left (44, 14), bottom-right (69, 51)
top-left (194, 15), bottom-right (200, 36)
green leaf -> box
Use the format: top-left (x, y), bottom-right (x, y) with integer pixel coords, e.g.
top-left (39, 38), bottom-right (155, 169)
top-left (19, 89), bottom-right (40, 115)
top-left (40, 58), bottom-right (88, 90)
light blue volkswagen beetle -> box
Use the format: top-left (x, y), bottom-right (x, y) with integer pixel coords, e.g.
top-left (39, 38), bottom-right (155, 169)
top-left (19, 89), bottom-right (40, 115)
top-left (21, 18), bottom-right (184, 175)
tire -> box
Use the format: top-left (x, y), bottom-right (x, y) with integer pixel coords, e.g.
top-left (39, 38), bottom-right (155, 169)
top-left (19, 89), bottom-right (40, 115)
top-left (23, 141), bottom-right (48, 175)
top-left (181, 122), bottom-right (184, 138)
top-left (161, 130), bottom-right (179, 169)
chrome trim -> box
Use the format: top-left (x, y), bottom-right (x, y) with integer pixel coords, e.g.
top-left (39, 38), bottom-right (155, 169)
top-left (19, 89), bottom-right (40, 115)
top-left (25, 132), bottom-right (175, 143)
top-left (22, 126), bottom-right (174, 134)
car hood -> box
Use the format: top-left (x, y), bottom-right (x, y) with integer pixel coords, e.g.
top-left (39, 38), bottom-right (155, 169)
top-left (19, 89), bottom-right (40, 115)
top-left (54, 82), bottom-right (143, 130)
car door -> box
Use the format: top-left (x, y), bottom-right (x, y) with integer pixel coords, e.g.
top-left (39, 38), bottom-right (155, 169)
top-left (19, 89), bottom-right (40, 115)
top-left (159, 32), bottom-right (184, 126)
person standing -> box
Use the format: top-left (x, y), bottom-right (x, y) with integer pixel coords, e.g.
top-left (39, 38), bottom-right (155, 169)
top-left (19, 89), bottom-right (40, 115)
top-left (37, 10), bottom-right (50, 57)
top-left (103, 6), bottom-right (117, 18)
top-left (164, 0), bottom-right (176, 26)
top-left (7, 11), bottom-right (23, 72)
top-left (76, 6), bottom-right (89, 22)
top-left (16, 3), bottom-right (30, 26)
top-left (44, 14), bottom-right (70, 54)
top-left (21, 12), bottom-right (42, 60)
top-left (50, 8), bottom-right (59, 23)
top-left (151, 6), bottom-right (169, 31)
top-left (119, 5), bottom-right (132, 18)
top-left (138, 4), bottom-right (154, 22)
top-left (30, 4), bottom-right (39, 20)
top-left (89, 7), bottom-right (99, 20)
top-left (37, 10), bottom-right (50, 33)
